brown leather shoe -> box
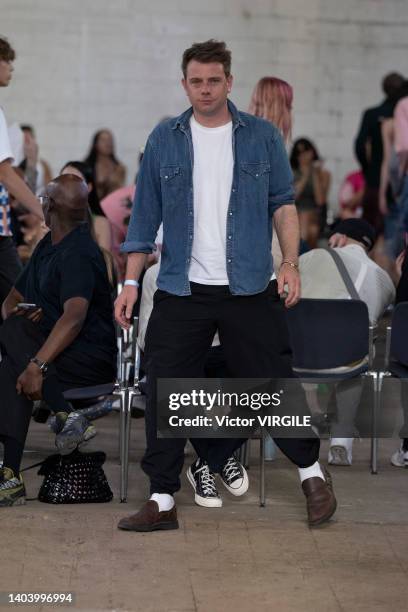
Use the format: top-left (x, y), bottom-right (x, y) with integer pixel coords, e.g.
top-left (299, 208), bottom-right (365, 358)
top-left (117, 500), bottom-right (179, 532)
top-left (302, 467), bottom-right (337, 527)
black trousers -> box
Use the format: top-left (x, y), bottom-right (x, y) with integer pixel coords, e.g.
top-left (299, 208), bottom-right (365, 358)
top-left (142, 281), bottom-right (320, 495)
top-left (0, 316), bottom-right (115, 446)
top-left (0, 237), bottom-right (22, 322)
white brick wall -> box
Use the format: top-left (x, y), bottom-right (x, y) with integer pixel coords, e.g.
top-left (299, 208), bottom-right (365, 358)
top-left (1, 0), bottom-right (407, 213)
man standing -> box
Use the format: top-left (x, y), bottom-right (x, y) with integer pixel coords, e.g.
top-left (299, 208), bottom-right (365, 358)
top-left (115, 40), bottom-right (336, 531)
top-left (0, 37), bottom-right (44, 315)
top-left (354, 72), bottom-right (404, 232)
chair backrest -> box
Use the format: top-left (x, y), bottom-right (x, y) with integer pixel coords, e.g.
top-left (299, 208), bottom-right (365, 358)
top-left (286, 298), bottom-right (369, 370)
top-left (390, 302), bottom-right (408, 366)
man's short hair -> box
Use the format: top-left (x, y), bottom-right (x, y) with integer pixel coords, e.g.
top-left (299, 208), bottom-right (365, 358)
top-left (382, 72), bottom-right (405, 100)
top-left (0, 37), bottom-right (16, 62)
top-left (182, 39), bottom-right (231, 78)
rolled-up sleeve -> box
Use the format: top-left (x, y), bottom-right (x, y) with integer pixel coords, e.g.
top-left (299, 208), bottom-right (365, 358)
top-left (121, 137), bottom-right (162, 254)
top-left (268, 128), bottom-right (295, 217)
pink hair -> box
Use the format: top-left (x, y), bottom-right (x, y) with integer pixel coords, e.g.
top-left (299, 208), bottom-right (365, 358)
top-left (248, 77), bottom-right (293, 143)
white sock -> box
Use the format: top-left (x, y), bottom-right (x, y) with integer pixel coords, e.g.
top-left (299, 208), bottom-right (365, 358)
top-left (298, 461), bottom-right (325, 483)
top-left (150, 493), bottom-right (174, 512)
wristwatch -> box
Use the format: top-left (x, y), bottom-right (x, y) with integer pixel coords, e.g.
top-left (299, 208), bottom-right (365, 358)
top-left (30, 357), bottom-right (49, 375)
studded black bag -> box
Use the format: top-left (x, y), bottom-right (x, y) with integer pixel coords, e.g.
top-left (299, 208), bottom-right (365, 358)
top-left (37, 450), bottom-right (113, 504)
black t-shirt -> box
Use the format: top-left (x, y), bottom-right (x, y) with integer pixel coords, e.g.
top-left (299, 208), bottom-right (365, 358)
top-left (15, 224), bottom-right (117, 366)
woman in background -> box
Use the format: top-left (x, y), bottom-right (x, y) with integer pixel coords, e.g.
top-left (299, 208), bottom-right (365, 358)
top-left (290, 137), bottom-right (331, 248)
top-left (84, 129), bottom-right (126, 203)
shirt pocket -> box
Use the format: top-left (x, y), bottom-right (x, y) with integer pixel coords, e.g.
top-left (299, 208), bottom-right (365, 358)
top-left (240, 162), bottom-right (270, 202)
top-left (160, 166), bottom-right (184, 207)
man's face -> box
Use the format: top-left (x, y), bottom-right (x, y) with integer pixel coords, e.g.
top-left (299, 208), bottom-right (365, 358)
top-left (0, 60), bottom-right (14, 87)
top-left (182, 60), bottom-right (232, 117)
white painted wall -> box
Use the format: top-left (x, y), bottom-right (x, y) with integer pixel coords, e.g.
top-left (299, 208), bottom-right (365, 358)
top-left (1, 0), bottom-right (407, 213)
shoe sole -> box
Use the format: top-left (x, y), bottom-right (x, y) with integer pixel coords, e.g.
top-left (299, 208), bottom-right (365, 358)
top-left (56, 425), bottom-right (97, 455)
top-left (118, 520), bottom-right (179, 532)
top-left (186, 467), bottom-right (222, 508)
top-left (0, 494), bottom-right (26, 507)
top-left (219, 466), bottom-right (249, 496)
top-left (390, 457), bottom-right (408, 467)
top-left (329, 445), bottom-right (351, 466)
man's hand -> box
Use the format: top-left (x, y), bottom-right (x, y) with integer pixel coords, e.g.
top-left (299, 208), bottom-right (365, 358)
top-left (16, 362), bottom-right (43, 400)
top-left (328, 232), bottom-right (348, 248)
top-left (277, 264), bottom-right (300, 308)
top-left (12, 306), bottom-right (43, 323)
top-left (114, 285), bottom-right (138, 329)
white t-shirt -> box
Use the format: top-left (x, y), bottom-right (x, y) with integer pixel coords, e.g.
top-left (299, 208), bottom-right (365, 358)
top-left (189, 115), bottom-right (233, 284)
top-left (299, 244), bottom-right (395, 326)
top-left (0, 107), bottom-right (13, 236)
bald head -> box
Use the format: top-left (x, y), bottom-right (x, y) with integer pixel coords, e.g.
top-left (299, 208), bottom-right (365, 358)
top-left (45, 174), bottom-right (89, 227)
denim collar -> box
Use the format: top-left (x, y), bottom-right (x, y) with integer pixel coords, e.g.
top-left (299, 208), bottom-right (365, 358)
top-left (170, 99), bottom-right (246, 131)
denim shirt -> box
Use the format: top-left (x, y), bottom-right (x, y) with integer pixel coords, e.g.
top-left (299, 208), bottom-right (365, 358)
top-left (121, 99), bottom-right (295, 295)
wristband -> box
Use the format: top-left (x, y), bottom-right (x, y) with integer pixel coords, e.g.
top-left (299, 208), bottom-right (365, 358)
top-left (281, 260), bottom-right (299, 270)
top-left (124, 280), bottom-right (140, 288)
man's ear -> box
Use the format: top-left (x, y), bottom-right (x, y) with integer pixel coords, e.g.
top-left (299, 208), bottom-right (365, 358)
top-left (227, 74), bottom-right (233, 93)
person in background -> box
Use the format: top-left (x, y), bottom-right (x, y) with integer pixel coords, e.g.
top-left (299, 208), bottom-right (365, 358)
top-left (19, 125), bottom-right (52, 195)
top-left (338, 169), bottom-right (365, 220)
top-left (394, 82), bottom-right (408, 237)
top-left (355, 72), bottom-right (405, 233)
top-left (0, 37), bottom-right (43, 318)
top-left (84, 129), bottom-right (126, 203)
top-left (249, 76), bottom-right (294, 270)
top-left (379, 80), bottom-right (408, 278)
top-left (61, 161), bottom-right (112, 252)
top-left (300, 219), bottom-right (395, 465)
top-left (390, 241), bottom-right (408, 467)
top-left (290, 138), bottom-right (331, 248)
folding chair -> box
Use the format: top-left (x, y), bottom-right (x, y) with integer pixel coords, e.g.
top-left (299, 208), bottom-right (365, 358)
top-left (258, 298), bottom-right (374, 506)
top-left (62, 321), bottom-right (134, 502)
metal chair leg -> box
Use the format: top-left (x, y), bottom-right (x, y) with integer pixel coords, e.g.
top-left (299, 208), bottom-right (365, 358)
top-left (117, 388), bottom-right (129, 502)
top-left (370, 372), bottom-right (380, 475)
top-left (260, 429), bottom-right (266, 507)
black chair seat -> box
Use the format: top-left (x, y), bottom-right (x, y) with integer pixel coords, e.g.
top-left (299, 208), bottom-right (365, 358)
top-left (294, 363), bottom-right (369, 380)
top-left (63, 383), bottom-right (116, 401)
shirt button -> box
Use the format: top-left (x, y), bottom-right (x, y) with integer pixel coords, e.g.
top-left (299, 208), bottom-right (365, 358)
top-left (255, 173), bottom-right (259, 177)
top-left (227, 259), bottom-right (232, 263)
top-left (232, 188), bottom-right (236, 193)
top-left (189, 211), bottom-right (193, 215)
top-left (165, 175), bottom-right (168, 179)
top-left (229, 211), bottom-right (233, 216)
top-left (228, 235), bottom-right (232, 239)
top-left (189, 234), bottom-right (193, 239)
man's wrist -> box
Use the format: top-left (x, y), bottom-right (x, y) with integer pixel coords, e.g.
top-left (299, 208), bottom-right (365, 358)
top-left (124, 279), bottom-right (140, 288)
top-left (29, 357), bottom-right (48, 375)
top-left (281, 260), bottom-right (299, 270)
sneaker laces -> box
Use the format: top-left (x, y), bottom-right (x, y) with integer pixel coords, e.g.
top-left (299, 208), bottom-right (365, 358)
top-left (196, 464), bottom-right (218, 496)
top-left (222, 457), bottom-right (242, 481)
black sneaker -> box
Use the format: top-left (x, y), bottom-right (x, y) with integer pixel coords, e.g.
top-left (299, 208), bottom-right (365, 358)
top-left (0, 467), bottom-right (26, 507)
top-left (55, 411), bottom-right (96, 455)
top-left (219, 456), bottom-right (249, 496)
top-left (187, 458), bottom-right (222, 507)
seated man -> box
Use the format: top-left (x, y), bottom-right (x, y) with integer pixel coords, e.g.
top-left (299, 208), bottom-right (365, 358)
top-left (299, 218), bottom-right (395, 465)
top-left (0, 174), bottom-right (117, 507)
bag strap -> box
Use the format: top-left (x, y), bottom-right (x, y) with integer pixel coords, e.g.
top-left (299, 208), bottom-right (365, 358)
top-left (323, 247), bottom-right (360, 300)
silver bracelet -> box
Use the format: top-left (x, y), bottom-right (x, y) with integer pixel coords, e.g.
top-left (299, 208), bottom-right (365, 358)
top-left (124, 279), bottom-right (140, 288)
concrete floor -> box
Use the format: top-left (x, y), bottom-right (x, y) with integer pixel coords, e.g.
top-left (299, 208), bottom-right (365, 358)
top-left (1, 411), bottom-right (408, 612)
